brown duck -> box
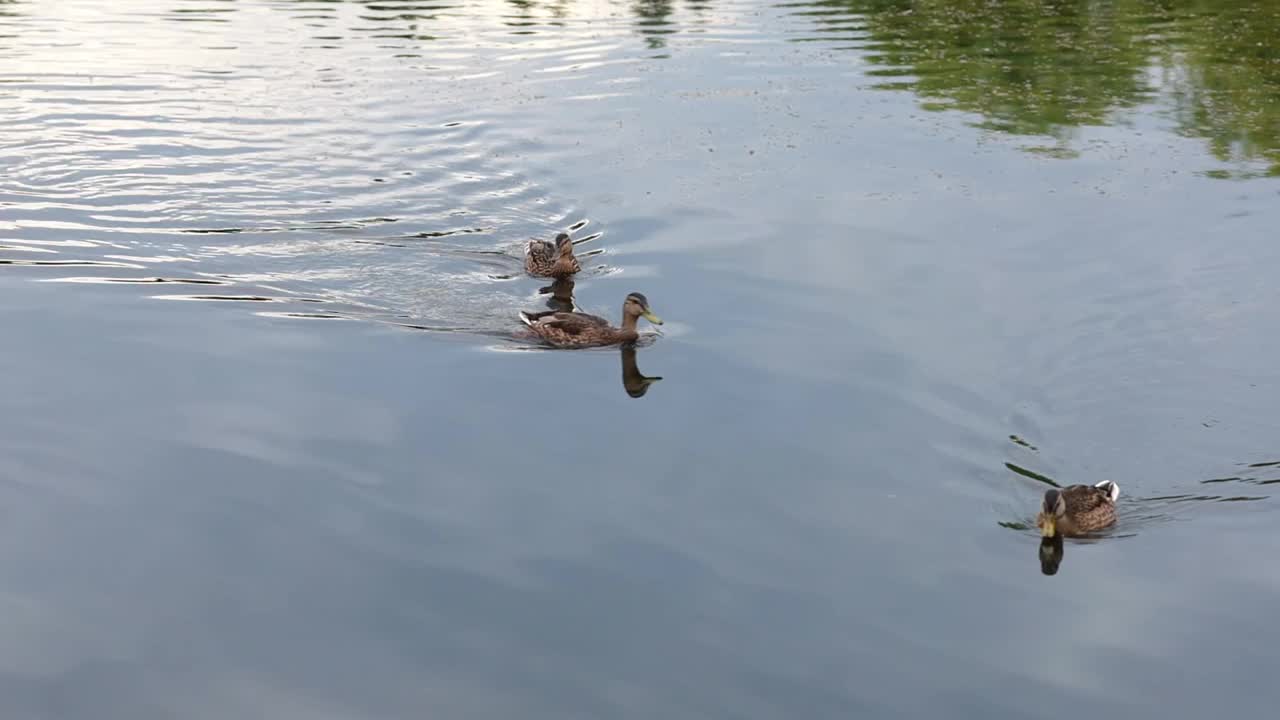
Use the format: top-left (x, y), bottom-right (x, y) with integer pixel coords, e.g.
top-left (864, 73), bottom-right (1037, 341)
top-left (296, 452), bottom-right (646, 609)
top-left (1036, 481), bottom-right (1120, 538)
top-left (519, 292), bottom-right (662, 348)
top-left (525, 232), bottom-right (580, 278)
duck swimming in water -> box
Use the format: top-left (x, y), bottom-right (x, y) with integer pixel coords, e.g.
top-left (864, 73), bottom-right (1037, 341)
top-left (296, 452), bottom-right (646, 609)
top-left (1036, 481), bottom-right (1120, 538)
top-left (519, 292), bottom-right (662, 348)
top-left (525, 232), bottom-right (580, 278)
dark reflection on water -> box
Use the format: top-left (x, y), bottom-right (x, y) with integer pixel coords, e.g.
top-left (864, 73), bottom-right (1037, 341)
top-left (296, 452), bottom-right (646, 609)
top-left (1038, 535), bottom-right (1063, 575)
top-left (621, 345), bottom-right (662, 397)
top-left (539, 276), bottom-right (576, 311)
top-left (632, 0), bottom-right (676, 49)
top-left (785, 0), bottom-right (1280, 176)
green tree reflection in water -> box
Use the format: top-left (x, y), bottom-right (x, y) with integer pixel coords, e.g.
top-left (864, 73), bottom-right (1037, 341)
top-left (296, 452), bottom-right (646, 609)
top-left (633, 0), bottom-right (677, 50)
top-left (787, 0), bottom-right (1280, 177)
top-left (1161, 1), bottom-right (1280, 177)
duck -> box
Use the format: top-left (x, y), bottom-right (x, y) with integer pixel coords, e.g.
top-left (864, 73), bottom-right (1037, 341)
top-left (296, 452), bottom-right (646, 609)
top-left (525, 232), bottom-right (580, 278)
top-left (1036, 480), bottom-right (1119, 538)
top-left (519, 292), bottom-right (662, 348)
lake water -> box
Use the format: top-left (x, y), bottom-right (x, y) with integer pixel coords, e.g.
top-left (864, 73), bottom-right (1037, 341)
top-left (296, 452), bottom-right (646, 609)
top-left (2, 0), bottom-right (1279, 716)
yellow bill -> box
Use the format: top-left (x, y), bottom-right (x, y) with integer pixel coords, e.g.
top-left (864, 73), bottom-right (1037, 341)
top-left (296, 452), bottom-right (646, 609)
top-left (1040, 516), bottom-right (1056, 538)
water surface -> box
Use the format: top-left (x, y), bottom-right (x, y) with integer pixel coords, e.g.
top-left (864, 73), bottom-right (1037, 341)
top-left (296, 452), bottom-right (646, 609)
top-left (2, 1), bottom-right (1279, 717)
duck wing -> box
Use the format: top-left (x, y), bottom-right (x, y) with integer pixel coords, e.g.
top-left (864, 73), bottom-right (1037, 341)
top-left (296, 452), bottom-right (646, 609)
top-left (1060, 483), bottom-right (1113, 514)
top-left (526, 239), bottom-right (553, 260)
top-left (537, 311), bottom-right (610, 335)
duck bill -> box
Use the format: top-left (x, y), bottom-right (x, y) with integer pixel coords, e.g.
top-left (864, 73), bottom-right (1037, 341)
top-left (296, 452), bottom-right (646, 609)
top-left (641, 310), bottom-right (663, 325)
top-left (1040, 516), bottom-right (1056, 538)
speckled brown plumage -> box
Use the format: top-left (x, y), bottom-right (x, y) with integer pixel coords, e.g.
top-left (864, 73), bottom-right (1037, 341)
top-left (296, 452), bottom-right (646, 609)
top-left (520, 292), bottom-right (661, 349)
top-left (1036, 481), bottom-right (1119, 537)
top-left (525, 232), bottom-right (580, 278)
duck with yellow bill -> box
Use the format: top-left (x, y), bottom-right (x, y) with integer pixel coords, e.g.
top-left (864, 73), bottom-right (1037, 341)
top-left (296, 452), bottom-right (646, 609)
top-left (519, 292), bottom-right (662, 348)
top-left (1036, 481), bottom-right (1119, 538)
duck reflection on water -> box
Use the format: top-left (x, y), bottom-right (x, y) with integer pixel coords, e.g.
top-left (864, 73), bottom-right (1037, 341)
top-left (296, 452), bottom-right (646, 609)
top-left (621, 346), bottom-right (662, 398)
top-left (1038, 535), bottom-right (1064, 576)
top-left (538, 276), bottom-right (577, 313)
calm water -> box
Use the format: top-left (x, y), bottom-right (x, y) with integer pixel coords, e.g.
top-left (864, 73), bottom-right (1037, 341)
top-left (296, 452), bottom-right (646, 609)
top-left (2, 0), bottom-right (1280, 716)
